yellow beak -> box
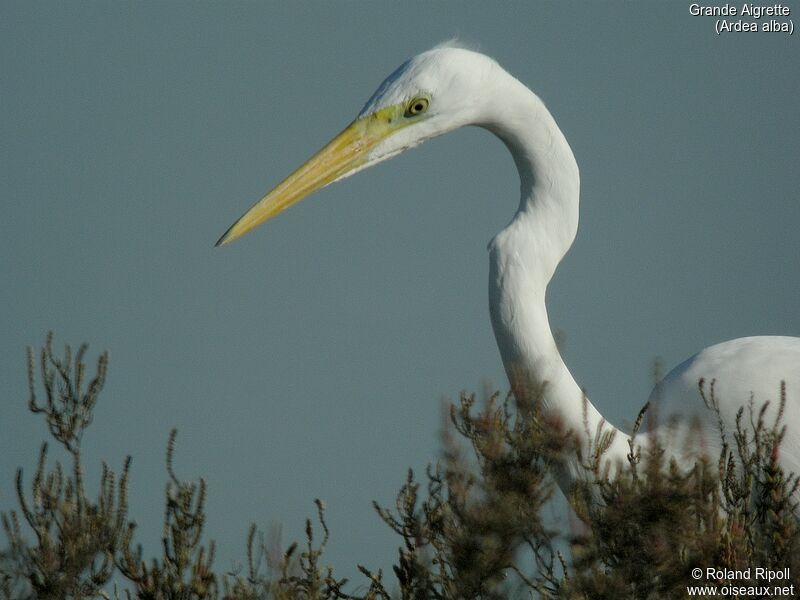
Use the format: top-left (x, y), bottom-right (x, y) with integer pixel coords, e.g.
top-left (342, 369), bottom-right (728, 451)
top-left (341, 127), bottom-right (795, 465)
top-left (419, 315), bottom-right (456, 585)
top-left (216, 106), bottom-right (402, 247)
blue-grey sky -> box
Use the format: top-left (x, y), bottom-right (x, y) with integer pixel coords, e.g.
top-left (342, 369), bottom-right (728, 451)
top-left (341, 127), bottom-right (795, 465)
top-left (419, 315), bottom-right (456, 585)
top-left (2, 1), bottom-right (799, 587)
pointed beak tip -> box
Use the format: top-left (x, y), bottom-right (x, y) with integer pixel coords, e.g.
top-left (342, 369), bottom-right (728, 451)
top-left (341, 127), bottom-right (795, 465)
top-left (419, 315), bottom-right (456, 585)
top-left (214, 227), bottom-right (235, 248)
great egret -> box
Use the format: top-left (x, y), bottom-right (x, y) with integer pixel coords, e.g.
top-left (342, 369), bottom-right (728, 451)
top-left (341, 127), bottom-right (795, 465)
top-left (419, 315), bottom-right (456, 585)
top-left (217, 45), bottom-right (799, 495)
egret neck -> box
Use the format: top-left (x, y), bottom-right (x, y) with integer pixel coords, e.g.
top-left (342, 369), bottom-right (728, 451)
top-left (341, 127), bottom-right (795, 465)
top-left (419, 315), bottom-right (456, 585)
top-left (483, 73), bottom-right (628, 487)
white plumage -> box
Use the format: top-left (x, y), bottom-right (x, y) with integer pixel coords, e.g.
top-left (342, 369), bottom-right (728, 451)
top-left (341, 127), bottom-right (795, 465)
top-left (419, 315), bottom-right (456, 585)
top-left (218, 45), bottom-right (799, 497)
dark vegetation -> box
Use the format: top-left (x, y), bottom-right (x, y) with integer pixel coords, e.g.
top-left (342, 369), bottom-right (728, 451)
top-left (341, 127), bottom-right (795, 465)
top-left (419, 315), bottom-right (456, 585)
top-left (1, 334), bottom-right (798, 599)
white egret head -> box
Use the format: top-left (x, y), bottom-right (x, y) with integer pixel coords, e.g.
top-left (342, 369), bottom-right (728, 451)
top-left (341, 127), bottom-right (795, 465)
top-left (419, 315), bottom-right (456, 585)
top-left (216, 46), bottom-right (500, 246)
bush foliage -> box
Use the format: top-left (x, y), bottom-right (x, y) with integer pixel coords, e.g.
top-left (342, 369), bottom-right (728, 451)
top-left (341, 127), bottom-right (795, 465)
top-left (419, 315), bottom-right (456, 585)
top-left (1, 335), bottom-right (798, 599)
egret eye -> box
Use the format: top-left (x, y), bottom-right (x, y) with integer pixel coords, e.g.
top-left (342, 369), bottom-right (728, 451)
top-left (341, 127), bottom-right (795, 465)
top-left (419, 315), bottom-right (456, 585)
top-left (405, 96), bottom-right (429, 117)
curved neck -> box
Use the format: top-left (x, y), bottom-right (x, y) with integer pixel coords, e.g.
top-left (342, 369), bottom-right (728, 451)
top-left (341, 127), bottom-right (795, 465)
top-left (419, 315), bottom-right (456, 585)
top-left (481, 76), bottom-right (628, 490)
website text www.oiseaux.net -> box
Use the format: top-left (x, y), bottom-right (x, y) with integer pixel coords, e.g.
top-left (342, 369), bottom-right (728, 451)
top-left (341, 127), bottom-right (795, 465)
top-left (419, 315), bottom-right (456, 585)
top-left (687, 567), bottom-right (794, 597)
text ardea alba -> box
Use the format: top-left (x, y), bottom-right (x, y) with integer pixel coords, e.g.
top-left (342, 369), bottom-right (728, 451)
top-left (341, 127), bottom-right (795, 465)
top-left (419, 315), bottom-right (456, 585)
top-left (217, 46), bottom-right (799, 495)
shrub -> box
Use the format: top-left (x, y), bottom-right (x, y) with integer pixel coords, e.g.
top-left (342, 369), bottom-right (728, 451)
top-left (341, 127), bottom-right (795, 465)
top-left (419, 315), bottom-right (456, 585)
top-left (1, 334), bottom-right (797, 599)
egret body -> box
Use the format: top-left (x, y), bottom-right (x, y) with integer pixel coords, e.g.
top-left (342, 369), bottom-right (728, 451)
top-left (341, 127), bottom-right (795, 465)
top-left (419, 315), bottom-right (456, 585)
top-left (217, 46), bottom-right (800, 495)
